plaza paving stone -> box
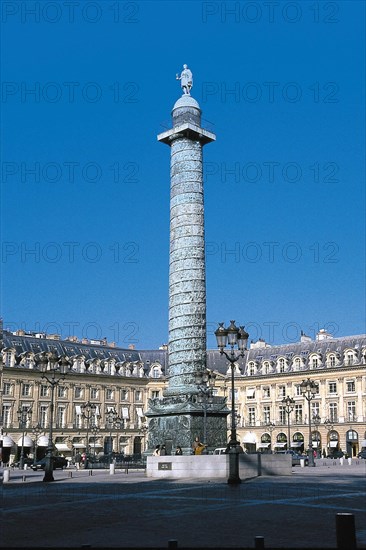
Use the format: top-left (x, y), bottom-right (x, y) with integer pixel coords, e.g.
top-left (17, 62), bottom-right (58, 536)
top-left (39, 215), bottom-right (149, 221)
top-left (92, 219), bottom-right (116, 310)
top-left (1, 460), bottom-right (366, 549)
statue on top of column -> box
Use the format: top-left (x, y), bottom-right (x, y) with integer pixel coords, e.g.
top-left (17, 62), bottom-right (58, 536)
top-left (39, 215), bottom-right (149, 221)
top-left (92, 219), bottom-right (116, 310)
top-left (176, 64), bottom-right (193, 95)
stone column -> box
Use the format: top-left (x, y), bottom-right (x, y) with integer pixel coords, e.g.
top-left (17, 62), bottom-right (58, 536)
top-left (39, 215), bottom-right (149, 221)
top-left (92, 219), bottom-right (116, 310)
top-left (144, 94), bottom-right (228, 453)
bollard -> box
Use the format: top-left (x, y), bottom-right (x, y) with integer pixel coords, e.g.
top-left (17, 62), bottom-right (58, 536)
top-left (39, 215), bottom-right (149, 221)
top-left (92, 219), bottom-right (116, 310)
top-left (348, 457), bottom-right (352, 466)
top-left (89, 469), bottom-right (93, 476)
top-left (110, 463), bottom-right (115, 475)
top-left (336, 513), bottom-right (356, 549)
top-left (300, 459), bottom-right (305, 468)
top-left (22, 475), bottom-right (26, 482)
top-left (339, 457), bottom-right (344, 466)
top-left (3, 469), bottom-right (10, 483)
top-left (254, 536), bottom-right (265, 549)
top-left (68, 471), bottom-right (73, 478)
top-left (168, 540), bottom-right (178, 549)
top-left (24, 464), bottom-right (28, 470)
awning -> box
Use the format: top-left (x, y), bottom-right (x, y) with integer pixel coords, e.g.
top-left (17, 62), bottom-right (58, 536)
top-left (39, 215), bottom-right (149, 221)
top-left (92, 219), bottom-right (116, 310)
top-left (72, 443), bottom-right (86, 449)
top-left (37, 436), bottom-right (49, 446)
top-left (136, 407), bottom-right (144, 417)
top-left (329, 441), bottom-right (338, 447)
top-left (75, 405), bottom-right (82, 415)
top-left (291, 442), bottom-right (303, 448)
top-left (243, 432), bottom-right (257, 444)
top-left (1, 436), bottom-right (15, 447)
top-left (312, 442), bottom-right (320, 448)
top-left (89, 443), bottom-right (103, 448)
top-left (275, 442), bottom-right (287, 448)
top-left (55, 444), bottom-right (70, 452)
top-left (246, 389), bottom-right (255, 398)
top-left (257, 443), bottom-right (270, 449)
top-left (122, 407), bottom-right (129, 419)
top-left (17, 435), bottom-right (33, 447)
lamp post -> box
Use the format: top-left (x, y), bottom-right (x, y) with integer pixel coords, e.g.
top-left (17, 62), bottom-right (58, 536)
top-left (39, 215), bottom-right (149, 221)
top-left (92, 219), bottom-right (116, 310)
top-left (35, 352), bottom-right (71, 482)
top-left (17, 405), bottom-right (32, 469)
top-left (300, 378), bottom-right (317, 467)
top-left (215, 321), bottom-right (249, 485)
top-left (313, 413), bottom-right (321, 458)
top-left (281, 396), bottom-right (295, 451)
top-left (90, 424), bottom-right (99, 459)
top-left (105, 408), bottom-right (119, 463)
top-left (324, 418), bottom-right (334, 457)
top-left (81, 401), bottom-right (97, 459)
top-left (139, 423), bottom-right (148, 455)
top-left (31, 424), bottom-right (42, 466)
top-left (195, 369), bottom-right (216, 451)
top-left (266, 421), bottom-right (275, 452)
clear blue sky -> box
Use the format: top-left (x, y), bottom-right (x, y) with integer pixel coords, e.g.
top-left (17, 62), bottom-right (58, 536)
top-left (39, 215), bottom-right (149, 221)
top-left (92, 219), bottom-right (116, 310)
top-left (1, 1), bottom-right (365, 349)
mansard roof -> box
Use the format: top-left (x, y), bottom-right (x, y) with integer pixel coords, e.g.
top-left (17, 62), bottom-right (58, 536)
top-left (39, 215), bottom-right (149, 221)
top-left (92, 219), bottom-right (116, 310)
top-left (2, 330), bottom-right (365, 378)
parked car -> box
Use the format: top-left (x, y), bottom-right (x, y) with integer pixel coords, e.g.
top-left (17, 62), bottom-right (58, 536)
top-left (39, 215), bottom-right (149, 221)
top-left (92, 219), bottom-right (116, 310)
top-left (275, 450), bottom-right (309, 466)
top-left (287, 451), bottom-right (309, 466)
top-left (10, 457), bottom-right (34, 468)
top-left (357, 450), bottom-right (366, 459)
top-left (31, 456), bottom-right (68, 471)
top-left (327, 450), bottom-right (344, 459)
top-left (213, 448), bottom-right (227, 455)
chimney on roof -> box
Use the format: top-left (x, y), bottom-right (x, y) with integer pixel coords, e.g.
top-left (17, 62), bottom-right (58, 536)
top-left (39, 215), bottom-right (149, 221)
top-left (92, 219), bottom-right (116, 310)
top-left (128, 344), bottom-right (135, 350)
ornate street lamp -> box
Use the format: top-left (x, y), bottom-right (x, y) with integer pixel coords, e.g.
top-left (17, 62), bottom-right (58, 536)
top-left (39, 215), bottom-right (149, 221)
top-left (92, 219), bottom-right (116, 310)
top-left (265, 421), bottom-right (275, 452)
top-left (324, 418), bottom-right (334, 456)
top-left (281, 396), bottom-right (295, 451)
top-left (312, 413), bottom-right (321, 457)
top-left (17, 405), bottom-right (32, 469)
top-left (31, 424), bottom-right (42, 466)
top-left (90, 424), bottom-right (100, 459)
top-left (139, 423), bottom-right (148, 454)
top-left (300, 378), bottom-right (318, 467)
top-left (195, 369), bottom-right (217, 451)
top-left (105, 408), bottom-right (120, 463)
top-left (81, 401), bottom-right (97, 459)
top-left (35, 352), bottom-right (71, 482)
top-left (215, 321), bottom-right (249, 485)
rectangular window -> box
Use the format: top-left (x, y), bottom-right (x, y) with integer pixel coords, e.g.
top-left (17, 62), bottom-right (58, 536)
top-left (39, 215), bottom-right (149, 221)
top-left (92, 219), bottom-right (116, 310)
top-left (151, 390), bottom-right (160, 399)
top-left (246, 388), bottom-right (255, 399)
top-left (5, 352), bottom-right (12, 367)
top-left (329, 402), bottom-right (338, 422)
top-left (40, 405), bottom-right (48, 428)
top-left (135, 390), bottom-right (142, 402)
top-left (90, 388), bottom-right (99, 399)
top-left (57, 407), bottom-right (65, 428)
top-left (278, 386), bottom-right (286, 398)
top-left (121, 389), bottom-right (129, 401)
top-left (22, 384), bottom-right (31, 397)
top-left (263, 406), bottom-right (270, 424)
top-left (74, 405), bottom-right (83, 428)
top-left (346, 380), bottom-right (355, 393)
top-left (294, 404), bottom-right (303, 423)
top-left (311, 402), bottom-right (320, 417)
top-left (295, 385), bottom-right (302, 396)
top-left (263, 387), bottom-right (270, 399)
top-left (329, 356), bottom-right (336, 367)
top-left (106, 389), bottom-right (114, 400)
top-left (279, 406), bottom-right (286, 424)
top-left (248, 407), bottom-right (255, 426)
top-left (347, 402), bottom-right (356, 422)
top-left (58, 386), bottom-right (66, 398)
top-left (40, 385), bottom-right (48, 397)
top-left (74, 387), bottom-right (83, 399)
top-left (3, 383), bottom-right (12, 396)
top-left (328, 382), bottom-right (337, 394)
top-left (2, 405), bottom-right (11, 428)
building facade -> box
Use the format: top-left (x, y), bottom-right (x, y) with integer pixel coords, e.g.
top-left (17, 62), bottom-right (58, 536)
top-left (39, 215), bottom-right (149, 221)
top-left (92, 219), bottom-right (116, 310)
top-left (1, 328), bottom-right (365, 463)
